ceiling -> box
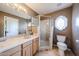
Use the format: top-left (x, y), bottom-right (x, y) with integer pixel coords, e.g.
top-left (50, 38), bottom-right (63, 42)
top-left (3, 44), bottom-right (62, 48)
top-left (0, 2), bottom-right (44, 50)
top-left (0, 3), bottom-right (72, 19)
top-left (26, 3), bottom-right (72, 15)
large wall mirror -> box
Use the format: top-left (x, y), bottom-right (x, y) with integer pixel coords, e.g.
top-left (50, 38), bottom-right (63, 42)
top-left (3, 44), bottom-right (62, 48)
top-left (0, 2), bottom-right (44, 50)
top-left (0, 16), bottom-right (32, 38)
top-left (55, 16), bottom-right (68, 31)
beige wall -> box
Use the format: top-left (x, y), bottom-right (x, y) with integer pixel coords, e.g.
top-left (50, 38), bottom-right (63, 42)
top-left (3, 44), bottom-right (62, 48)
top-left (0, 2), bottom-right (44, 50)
top-left (45, 7), bottom-right (72, 49)
top-left (0, 13), bottom-right (4, 37)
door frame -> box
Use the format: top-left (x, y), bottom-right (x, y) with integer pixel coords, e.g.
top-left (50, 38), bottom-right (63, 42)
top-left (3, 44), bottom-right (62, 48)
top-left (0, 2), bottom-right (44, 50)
top-left (4, 16), bottom-right (19, 37)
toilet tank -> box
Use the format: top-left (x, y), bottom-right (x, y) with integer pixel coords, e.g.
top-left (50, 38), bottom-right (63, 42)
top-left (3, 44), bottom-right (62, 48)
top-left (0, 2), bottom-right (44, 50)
top-left (57, 35), bottom-right (66, 42)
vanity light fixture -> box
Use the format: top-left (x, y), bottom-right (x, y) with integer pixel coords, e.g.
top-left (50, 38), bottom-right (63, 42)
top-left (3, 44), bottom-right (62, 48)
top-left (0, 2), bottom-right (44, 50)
top-left (5, 3), bottom-right (27, 14)
top-left (28, 22), bottom-right (32, 26)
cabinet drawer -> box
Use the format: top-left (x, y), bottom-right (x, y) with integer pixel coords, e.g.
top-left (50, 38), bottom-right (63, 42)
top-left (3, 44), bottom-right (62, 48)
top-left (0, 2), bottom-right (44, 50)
top-left (32, 42), bottom-right (36, 55)
top-left (23, 45), bottom-right (30, 56)
top-left (33, 37), bottom-right (39, 42)
top-left (0, 45), bottom-right (21, 56)
top-left (11, 51), bottom-right (21, 56)
top-left (23, 40), bottom-right (32, 48)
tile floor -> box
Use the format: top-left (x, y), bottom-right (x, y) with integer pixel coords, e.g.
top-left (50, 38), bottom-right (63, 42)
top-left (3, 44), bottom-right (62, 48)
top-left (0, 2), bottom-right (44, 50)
top-left (35, 47), bottom-right (74, 56)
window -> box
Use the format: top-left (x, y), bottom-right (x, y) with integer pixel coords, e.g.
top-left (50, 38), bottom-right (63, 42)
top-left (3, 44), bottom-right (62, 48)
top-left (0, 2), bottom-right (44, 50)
top-left (55, 16), bottom-right (68, 31)
top-left (76, 17), bottom-right (79, 27)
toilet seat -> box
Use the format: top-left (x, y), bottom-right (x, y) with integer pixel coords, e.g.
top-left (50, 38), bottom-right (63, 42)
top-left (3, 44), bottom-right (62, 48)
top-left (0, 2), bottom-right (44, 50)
top-left (57, 42), bottom-right (67, 51)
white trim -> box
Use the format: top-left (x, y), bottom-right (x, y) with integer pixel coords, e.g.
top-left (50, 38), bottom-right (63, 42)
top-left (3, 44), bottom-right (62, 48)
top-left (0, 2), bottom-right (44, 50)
top-left (4, 16), bottom-right (6, 37)
top-left (3, 16), bottom-right (19, 37)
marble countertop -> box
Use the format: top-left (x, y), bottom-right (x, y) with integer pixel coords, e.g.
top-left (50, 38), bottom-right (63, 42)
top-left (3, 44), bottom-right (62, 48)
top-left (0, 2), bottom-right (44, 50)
top-left (0, 33), bottom-right (39, 53)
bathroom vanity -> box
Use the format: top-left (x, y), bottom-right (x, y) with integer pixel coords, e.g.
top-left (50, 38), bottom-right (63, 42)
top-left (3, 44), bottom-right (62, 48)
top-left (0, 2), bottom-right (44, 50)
top-left (0, 34), bottom-right (39, 56)
top-left (0, 14), bottom-right (39, 56)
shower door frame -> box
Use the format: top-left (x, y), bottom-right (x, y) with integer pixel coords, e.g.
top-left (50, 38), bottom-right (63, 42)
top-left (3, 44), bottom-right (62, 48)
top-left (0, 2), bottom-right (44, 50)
top-left (38, 15), bottom-right (53, 50)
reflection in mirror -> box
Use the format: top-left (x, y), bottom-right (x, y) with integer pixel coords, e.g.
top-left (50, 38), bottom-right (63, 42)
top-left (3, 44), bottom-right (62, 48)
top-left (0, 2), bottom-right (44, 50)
top-left (25, 18), bottom-right (33, 35)
top-left (4, 16), bottom-right (19, 37)
top-left (27, 17), bottom-right (39, 35)
top-left (0, 16), bottom-right (32, 38)
top-left (19, 18), bottom-right (31, 35)
top-left (0, 16), bottom-right (39, 39)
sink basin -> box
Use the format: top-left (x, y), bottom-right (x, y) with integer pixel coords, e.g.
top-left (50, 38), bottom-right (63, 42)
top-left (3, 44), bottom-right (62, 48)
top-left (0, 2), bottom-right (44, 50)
top-left (0, 34), bottom-right (31, 49)
top-left (0, 43), bottom-right (6, 48)
top-left (0, 37), bottom-right (7, 42)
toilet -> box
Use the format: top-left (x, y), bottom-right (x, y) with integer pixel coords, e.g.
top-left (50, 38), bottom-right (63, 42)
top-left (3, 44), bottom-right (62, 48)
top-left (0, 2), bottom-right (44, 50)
top-left (57, 35), bottom-right (67, 56)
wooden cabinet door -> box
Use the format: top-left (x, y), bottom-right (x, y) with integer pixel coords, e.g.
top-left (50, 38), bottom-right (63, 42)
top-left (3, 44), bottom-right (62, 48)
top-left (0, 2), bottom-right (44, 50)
top-left (11, 51), bottom-right (21, 56)
top-left (36, 39), bottom-right (39, 51)
top-left (34, 41), bottom-right (37, 54)
top-left (23, 47), bottom-right (26, 56)
top-left (30, 44), bottom-right (32, 56)
top-left (23, 46), bottom-right (30, 56)
top-left (23, 44), bottom-right (32, 56)
top-left (32, 39), bottom-right (36, 55)
top-left (32, 38), bottom-right (39, 55)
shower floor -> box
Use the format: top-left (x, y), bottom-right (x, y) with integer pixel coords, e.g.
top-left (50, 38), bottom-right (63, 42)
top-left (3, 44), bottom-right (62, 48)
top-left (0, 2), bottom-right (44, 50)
top-left (40, 40), bottom-right (49, 50)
